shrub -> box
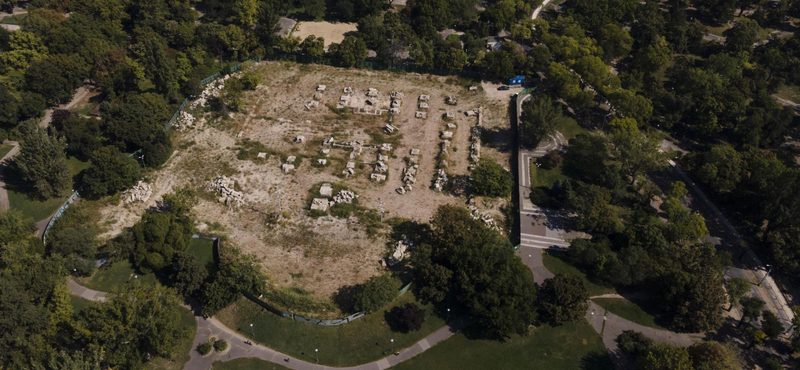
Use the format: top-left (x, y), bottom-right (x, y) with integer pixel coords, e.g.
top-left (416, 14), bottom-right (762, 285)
top-left (197, 342), bottom-right (212, 355)
top-left (617, 330), bottom-right (653, 357)
top-left (330, 202), bottom-right (355, 218)
top-left (472, 158), bottom-right (513, 197)
top-left (389, 303), bottom-right (426, 332)
top-left (214, 339), bottom-right (228, 352)
top-left (352, 274), bottom-right (401, 312)
top-left (537, 151), bottom-right (563, 170)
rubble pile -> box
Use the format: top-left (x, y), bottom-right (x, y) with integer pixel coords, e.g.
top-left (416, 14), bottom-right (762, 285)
top-left (433, 169), bottom-right (448, 192)
top-left (468, 205), bottom-right (498, 229)
top-left (122, 181), bottom-right (152, 204)
top-left (470, 124), bottom-right (482, 165)
top-left (191, 75), bottom-right (231, 108)
top-left (205, 175), bottom-right (245, 207)
top-left (333, 190), bottom-right (357, 204)
top-left (174, 111), bottom-right (197, 130)
top-left (382, 236), bottom-right (414, 266)
top-left (397, 162), bottom-right (418, 194)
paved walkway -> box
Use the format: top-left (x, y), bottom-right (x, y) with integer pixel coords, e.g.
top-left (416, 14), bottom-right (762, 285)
top-left (64, 278), bottom-right (468, 370)
top-left (0, 140), bottom-right (20, 211)
top-left (188, 316), bottom-right (467, 370)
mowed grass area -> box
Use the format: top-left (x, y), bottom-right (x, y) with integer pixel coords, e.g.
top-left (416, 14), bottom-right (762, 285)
top-left (530, 162), bottom-right (568, 189)
top-left (392, 321), bottom-right (614, 370)
top-left (776, 85), bottom-right (800, 104)
top-left (216, 293), bottom-right (447, 367)
top-left (0, 144), bottom-right (13, 160)
top-left (556, 116), bottom-right (588, 141)
top-left (187, 237), bottom-right (215, 266)
top-left (78, 260), bottom-right (158, 292)
top-left (593, 298), bottom-right (664, 330)
top-left (212, 358), bottom-right (290, 370)
top-left (542, 252), bottom-right (616, 297)
top-left (146, 307), bottom-right (197, 370)
top-left (0, 13), bottom-right (27, 25)
top-left (7, 156), bottom-right (90, 222)
top-left (69, 295), bottom-right (95, 314)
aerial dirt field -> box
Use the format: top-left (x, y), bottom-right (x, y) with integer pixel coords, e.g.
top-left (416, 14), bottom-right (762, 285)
top-left (95, 61), bottom-right (512, 312)
top-left (291, 21), bottom-right (358, 49)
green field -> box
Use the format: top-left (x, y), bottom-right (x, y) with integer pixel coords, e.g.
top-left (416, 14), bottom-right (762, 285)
top-left (212, 358), bottom-right (290, 370)
top-left (0, 13), bottom-right (27, 25)
top-left (209, 322), bottom-right (612, 370)
top-left (78, 260), bottom-right (158, 292)
top-left (0, 144), bottom-right (13, 160)
top-left (392, 321), bottom-right (613, 370)
top-left (7, 156), bottom-right (89, 222)
top-left (530, 162), bottom-right (568, 189)
top-left (776, 85), bottom-right (800, 104)
top-left (216, 293), bottom-right (447, 367)
top-left (69, 295), bottom-right (94, 314)
top-left (556, 116), bottom-right (588, 141)
top-left (593, 298), bottom-right (663, 330)
top-left (542, 252), bottom-right (616, 297)
top-left (187, 237), bottom-right (215, 266)
top-left (7, 189), bottom-right (69, 222)
top-left (146, 307), bottom-right (197, 370)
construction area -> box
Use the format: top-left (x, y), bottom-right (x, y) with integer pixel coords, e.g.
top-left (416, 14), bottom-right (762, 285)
top-left (95, 61), bottom-right (513, 312)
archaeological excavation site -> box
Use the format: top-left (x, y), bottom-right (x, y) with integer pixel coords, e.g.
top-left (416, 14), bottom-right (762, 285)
top-left (96, 61), bottom-right (514, 316)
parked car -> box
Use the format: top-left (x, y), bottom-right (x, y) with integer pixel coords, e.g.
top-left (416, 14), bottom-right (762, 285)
top-left (498, 86), bottom-right (510, 91)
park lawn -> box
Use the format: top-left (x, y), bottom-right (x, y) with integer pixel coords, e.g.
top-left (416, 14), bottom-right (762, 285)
top-left (7, 156), bottom-right (89, 222)
top-left (146, 307), bottom-right (197, 370)
top-left (215, 293), bottom-right (447, 367)
top-left (69, 295), bottom-right (95, 314)
top-left (391, 321), bottom-right (614, 370)
top-left (593, 298), bottom-right (664, 330)
top-left (530, 162), bottom-right (568, 189)
top-left (555, 116), bottom-right (588, 141)
top-left (187, 237), bottom-right (215, 266)
top-left (0, 13), bottom-right (27, 25)
top-left (542, 252), bottom-right (616, 297)
top-left (7, 189), bottom-right (69, 222)
top-left (776, 85), bottom-right (800, 104)
top-left (78, 260), bottom-right (158, 293)
top-left (0, 144), bottom-right (12, 160)
top-left (212, 358), bottom-right (290, 370)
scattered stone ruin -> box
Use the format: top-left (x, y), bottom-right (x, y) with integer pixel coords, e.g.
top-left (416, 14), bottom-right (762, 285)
top-left (122, 181), bottom-right (152, 204)
top-left (433, 169), bottom-right (448, 192)
top-left (382, 235), bottom-right (414, 266)
top-left (468, 205), bottom-right (498, 230)
top-left (206, 175), bottom-right (246, 208)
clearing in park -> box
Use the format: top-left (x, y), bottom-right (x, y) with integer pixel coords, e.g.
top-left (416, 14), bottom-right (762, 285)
top-left (95, 61), bottom-right (513, 316)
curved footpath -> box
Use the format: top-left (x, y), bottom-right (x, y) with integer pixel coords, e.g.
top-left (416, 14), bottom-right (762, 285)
top-left (66, 277), bottom-right (467, 370)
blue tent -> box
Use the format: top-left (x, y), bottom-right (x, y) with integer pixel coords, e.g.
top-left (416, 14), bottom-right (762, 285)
top-left (509, 75), bottom-right (524, 86)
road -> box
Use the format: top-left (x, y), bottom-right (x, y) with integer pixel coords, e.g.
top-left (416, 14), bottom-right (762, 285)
top-left (531, 0), bottom-right (555, 20)
top-left (664, 158), bottom-right (795, 330)
top-left (516, 93), bottom-right (584, 251)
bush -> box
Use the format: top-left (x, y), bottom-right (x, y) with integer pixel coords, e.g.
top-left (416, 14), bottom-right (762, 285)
top-left (537, 151), bottom-right (563, 170)
top-left (196, 342), bottom-right (212, 355)
top-left (472, 158), bottom-right (513, 197)
top-left (330, 202), bottom-right (355, 218)
top-left (617, 330), bottom-right (653, 357)
top-left (389, 303), bottom-right (426, 332)
top-left (352, 274), bottom-right (401, 312)
top-left (214, 339), bottom-right (228, 352)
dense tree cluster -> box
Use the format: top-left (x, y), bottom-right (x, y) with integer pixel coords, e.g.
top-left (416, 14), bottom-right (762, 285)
top-left (413, 205), bottom-right (538, 338)
top-left (618, 331), bottom-right (744, 370)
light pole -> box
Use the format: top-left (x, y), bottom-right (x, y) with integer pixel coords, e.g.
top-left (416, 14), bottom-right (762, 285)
top-left (446, 308), bottom-right (450, 322)
top-left (391, 339), bottom-right (394, 355)
top-left (138, 154), bottom-right (148, 179)
top-left (315, 348), bottom-right (319, 363)
top-left (758, 264), bottom-right (774, 286)
top-left (250, 323), bottom-right (256, 341)
top-left (379, 198), bottom-right (385, 223)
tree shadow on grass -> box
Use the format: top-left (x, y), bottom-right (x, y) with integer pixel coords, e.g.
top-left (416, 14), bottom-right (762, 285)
top-left (581, 350), bottom-right (617, 370)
